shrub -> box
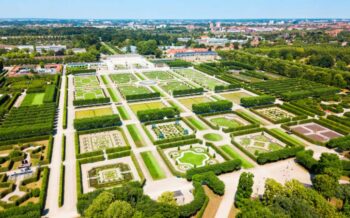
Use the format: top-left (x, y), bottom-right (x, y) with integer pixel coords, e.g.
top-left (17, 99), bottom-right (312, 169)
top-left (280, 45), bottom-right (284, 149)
top-left (74, 114), bottom-right (121, 131)
top-left (125, 92), bottom-right (160, 101)
top-left (256, 146), bottom-right (304, 165)
top-left (173, 88), bottom-right (204, 97)
top-left (137, 107), bottom-right (179, 122)
top-left (43, 85), bottom-right (57, 103)
top-left (192, 100), bottom-right (232, 114)
top-left (186, 159), bottom-right (242, 180)
top-left (73, 97), bottom-right (110, 106)
top-left (241, 95), bottom-right (275, 107)
top-left (235, 172), bottom-right (254, 208)
top-left (295, 150), bottom-right (318, 172)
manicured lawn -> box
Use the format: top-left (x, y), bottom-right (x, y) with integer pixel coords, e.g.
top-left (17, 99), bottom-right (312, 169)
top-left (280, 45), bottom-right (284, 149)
top-left (129, 101), bottom-right (166, 114)
top-left (101, 75), bottom-right (110, 85)
top-left (186, 117), bottom-right (208, 130)
top-left (221, 145), bottom-right (254, 169)
top-left (75, 88), bottom-right (105, 100)
top-left (74, 75), bottom-right (100, 88)
top-left (119, 85), bottom-right (152, 96)
top-left (210, 117), bottom-right (242, 128)
top-left (203, 133), bottom-right (223, 142)
top-left (236, 109), bottom-right (267, 125)
top-left (75, 107), bottom-right (113, 119)
top-left (110, 73), bottom-right (137, 84)
top-left (160, 81), bottom-right (192, 93)
top-left (143, 71), bottom-right (174, 80)
top-left (150, 86), bottom-right (165, 97)
top-left (179, 151), bottom-right (208, 166)
top-left (270, 128), bottom-right (305, 147)
top-left (117, 106), bottom-right (130, 120)
top-left (220, 91), bottom-right (254, 105)
top-left (178, 96), bottom-right (212, 109)
top-left (107, 88), bottom-right (119, 102)
top-left (167, 100), bottom-right (184, 112)
top-left (22, 93), bottom-right (45, 106)
top-left (126, 124), bottom-right (146, 147)
top-left (140, 151), bottom-right (166, 180)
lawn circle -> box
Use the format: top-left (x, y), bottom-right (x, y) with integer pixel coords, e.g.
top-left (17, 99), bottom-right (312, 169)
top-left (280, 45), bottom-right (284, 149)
top-left (203, 133), bottom-right (223, 142)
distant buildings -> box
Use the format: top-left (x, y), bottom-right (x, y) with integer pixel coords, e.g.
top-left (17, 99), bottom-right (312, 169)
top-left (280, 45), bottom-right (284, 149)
top-left (8, 64), bottom-right (62, 77)
top-left (16, 45), bottom-right (66, 53)
top-left (165, 48), bottom-right (218, 62)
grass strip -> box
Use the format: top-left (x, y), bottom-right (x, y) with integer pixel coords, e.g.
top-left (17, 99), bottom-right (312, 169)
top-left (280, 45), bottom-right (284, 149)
top-left (140, 151), bottom-right (166, 180)
top-left (127, 124), bottom-right (146, 147)
top-left (117, 106), bottom-right (130, 120)
top-left (221, 145), bottom-right (254, 169)
top-left (186, 117), bottom-right (208, 130)
top-left (107, 87), bottom-right (119, 102)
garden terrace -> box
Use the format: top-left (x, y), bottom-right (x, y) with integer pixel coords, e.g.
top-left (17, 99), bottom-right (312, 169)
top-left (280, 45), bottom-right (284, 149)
top-left (75, 107), bottom-right (114, 119)
top-left (143, 71), bottom-right (175, 81)
top-left (289, 122), bottom-right (343, 144)
top-left (109, 73), bottom-right (137, 84)
top-left (144, 119), bottom-right (194, 143)
top-left (161, 144), bottom-right (225, 173)
top-left (220, 91), bottom-right (255, 105)
top-left (250, 78), bottom-right (340, 101)
top-left (0, 103), bottom-right (56, 141)
top-left (178, 96), bottom-right (213, 110)
top-left (174, 68), bottom-right (227, 90)
top-left (80, 156), bottom-right (141, 193)
top-left (250, 105), bottom-right (307, 123)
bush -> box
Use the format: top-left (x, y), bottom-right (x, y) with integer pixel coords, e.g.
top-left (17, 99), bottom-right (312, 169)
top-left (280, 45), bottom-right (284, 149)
top-left (192, 100), bottom-right (232, 114)
top-left (74, 114), bottom-right (121, 131)
top-left (186, 159), bottom-right (242, 180)
top-left (43, 85), bottom-right (57, 103)
top-left (327, 135), bottom-right (350, 151)
top-left (214, 84), bottom-right (240, 93)
top-left (295, 150), bottom-right (318, 172)
top-left (137, 107), bottom-right (179, 122)
top-left (125, 92), bottom-right (160, 101)
top-left (241, 95), bottom-right (275, 107)
top-left (173, 88), bottom-right (204, 97)
top-left (235, 172), bottom-right (254, 208)
top-left (73, 97), bottom-right (110, 106)
top-left (256, 146), bottom-right (304, 164)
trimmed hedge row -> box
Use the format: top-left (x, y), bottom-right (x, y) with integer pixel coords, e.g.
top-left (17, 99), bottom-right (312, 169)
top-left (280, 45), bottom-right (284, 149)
top-left (43, 85), bottom-right (57, 103)
top-left (295, 150), bottom-right (318, 171)
top-left (74, 114), bottom-right (121, 131)
top-left (240, 95), bottom-right (275, 107)
top-left (137, 107), bottom-right (179, 122)
top-left (256, 146), bottom-right (304, 164)
top-left (73, 97), bottom-right (110, 106)
top-left (186, 159), bottom-right (242, 180)
top-left (173, 88), bottom-right (204, 97)
top-left (58, 164), bottom-right (65, 207)
top-left (125, 92), bottom-right (160, 101)
top-left (192, 100), bottom-right (232, 114)
top-left (66, 68), bottom-right (96, 75)
top-left (130, 152), bottom-right (146, 185)
top-left (327, 135), bottom-right (350, 151)
top-left (157, 138), bottom-right (202, 149)
top-left (214, 84), bottom-right (240, 93)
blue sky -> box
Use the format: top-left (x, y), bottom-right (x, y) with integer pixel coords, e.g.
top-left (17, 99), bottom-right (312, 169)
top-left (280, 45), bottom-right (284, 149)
top-left (0, 0), bottom-right (349, 19)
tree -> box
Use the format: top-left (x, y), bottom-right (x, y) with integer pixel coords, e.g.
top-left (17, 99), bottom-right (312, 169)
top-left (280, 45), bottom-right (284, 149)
top-left (104, 200), bottom-right (135, 218)
top-left (84, 192), bottom-right (114, 218)
top-left (235, 172), bottom-right (254, 207)
top-left (157, 191), bottom-right (177, 206)
top-left (316, 153), bottom-right (343, 174)
top-left (312, 174), bottom-right (338, 199)
top-left (0, 60), bottom-right (3, 72)
top-left (333, 74), bottom-right (347, 88)
top-left (136, 40), bottom-right (162, 57)
top-left (308, 54), bottom-right (335, 68)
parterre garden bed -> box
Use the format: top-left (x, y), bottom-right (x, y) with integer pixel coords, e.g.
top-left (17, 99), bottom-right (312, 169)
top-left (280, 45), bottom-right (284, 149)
top-left (145, 120), bottom-right (193, 141)
top-left (143, 71), bottom-right (175, 81)
top-left (110, 73), bottom-right (137, 84)
top-left (129, 101), bottom-right (166, 114)
top-left (118, 85), bottom-right (153, 98)
top-left (163, 144), bottom-right (225, 172)
top-left (75, 107), bottom-right (114, 119)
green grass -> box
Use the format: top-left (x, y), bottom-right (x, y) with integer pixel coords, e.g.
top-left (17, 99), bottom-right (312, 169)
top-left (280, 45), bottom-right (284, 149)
top-left (186, 117), bottom-right (207, 130)
top-left (21, 93), bottom-right (45, 106)
top-left (167, 100), bottom-right (184, 112)
top-left (110, 73), bottom-right (137, 84)
top-left (178, 151), bottom-right (208, 166)
top-left (203, 133), bottom-right (223, 142)
top-left (107, 88), bottom-right (119, 102)
top-left (160, 81), bottom-right (192, 93)
top-left (236, 109), bottom-right (266, 125)
top-left (140, 151), bottom-right (166, 180)
top-left (101, 75), bottom-right (110, 85)
top-left (127, 124), bottom-right (146, 147)
top-left (270, 128), bottom-right (305, 147)
top-left (221, 145), bottom-right (254, 169)
top-left (75, 107), bottom-right (113, 119)
top-left (129, 101), bottom-right (165, 114)
top-left (150, 86), bottom-right (165, 97)
top-left (117, 106), bottom-right (130, 120)
top-left (119, 85), bottom-right (152, 96)
top-left (210, 117), bottom-right (242, 128)
top-left (144, 71), bottom-right (174, 80)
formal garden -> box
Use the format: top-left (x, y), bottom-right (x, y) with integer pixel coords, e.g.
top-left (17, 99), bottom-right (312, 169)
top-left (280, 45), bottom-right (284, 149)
top-left (143, 71), bottom-right (175, 81)
top-left (178, 96), bottom-right (213, 109)
top-left (233, 131), bottom-right (286, 157)
top-left (145, 120), bottom-right (193, 140)
top-left (78, 129), bottom-right (128, 154)
top-left (252, 106), bottom-right (296, 122)
top-left (220, 91), bottom-right (254, 104)
top-left (110, 73), bottom-right (137, 84)
top-left (205, 113), bottom-right (251, 129)
top-left (164, 144), bottom-right (224, 172)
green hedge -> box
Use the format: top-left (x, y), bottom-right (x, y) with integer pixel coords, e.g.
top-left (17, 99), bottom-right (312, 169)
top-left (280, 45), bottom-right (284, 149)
top-left (58, 164), bottom-right (65, 207)
top-left (186, 159), bottom-right (242, 180)
top-left (130, 152), bottom-right (146, 186)
top-left (125, 92), bottom-right (160, 101)
top-left (74, 114), bottom-right (121, 131)
top-left (327, 135), bottom-right (350, 151)
top-left (67, 68), bottom-right (96, 75)
top-left (43, 85), bottom-right (57, 103)
top-left (256, 146), bottom-right (304, 165)
top-left (73, 97), bottom-right (110, 106)
top-left (192, 100), bottom-right (233, 114)
top-left (137, 107), bottom-right (179, 122)
top-left (173, 88), bottom-right (204, 97)
top-left (240, 95), bottom-right (275, 107)
top-left (214, 84), bottom-right (240, 93)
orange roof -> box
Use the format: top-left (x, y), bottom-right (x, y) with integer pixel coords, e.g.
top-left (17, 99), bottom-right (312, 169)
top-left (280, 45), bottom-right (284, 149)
top-left (167, 48), bottom-right (208, 55)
